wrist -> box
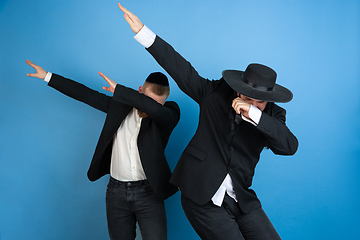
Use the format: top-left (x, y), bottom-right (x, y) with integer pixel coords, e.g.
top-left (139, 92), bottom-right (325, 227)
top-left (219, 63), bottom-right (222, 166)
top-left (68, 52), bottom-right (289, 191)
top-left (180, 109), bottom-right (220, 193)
top-left (44, 72), bottom-right (52, 83)
top-left (134, 25), bottom-right (156, 48)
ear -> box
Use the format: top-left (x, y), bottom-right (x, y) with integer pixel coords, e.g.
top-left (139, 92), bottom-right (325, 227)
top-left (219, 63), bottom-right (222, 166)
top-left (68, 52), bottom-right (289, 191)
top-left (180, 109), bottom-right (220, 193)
top-left (138, 86), bottom-right (143, 93)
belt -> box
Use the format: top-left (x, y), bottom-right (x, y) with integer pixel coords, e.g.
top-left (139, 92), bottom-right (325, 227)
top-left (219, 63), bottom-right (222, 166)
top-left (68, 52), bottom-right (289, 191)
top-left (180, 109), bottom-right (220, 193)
top-left (110, 176), bottom-right (148, 188)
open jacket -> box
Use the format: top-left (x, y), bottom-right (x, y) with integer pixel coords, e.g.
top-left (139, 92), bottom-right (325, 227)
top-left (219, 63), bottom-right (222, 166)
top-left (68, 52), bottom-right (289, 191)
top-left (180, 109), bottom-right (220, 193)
top-left (48, 74), bottom-right (180, 200)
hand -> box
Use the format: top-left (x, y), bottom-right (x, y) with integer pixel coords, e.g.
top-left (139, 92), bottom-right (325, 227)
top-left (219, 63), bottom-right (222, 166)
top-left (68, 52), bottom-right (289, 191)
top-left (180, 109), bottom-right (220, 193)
top-left (99, 72), bottom-right (117, 94)
top-left (26, 59), bottom-right (47, 79)
top-left (232, 97), bottom-right (251, 119)
top-left (118, 3), bottom-right (144, 34)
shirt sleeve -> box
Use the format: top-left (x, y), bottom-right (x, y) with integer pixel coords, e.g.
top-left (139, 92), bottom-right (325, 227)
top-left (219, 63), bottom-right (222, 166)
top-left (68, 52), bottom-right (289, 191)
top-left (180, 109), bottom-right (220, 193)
top-left (134, 25), bottom-right (156, 48)
top-left (241, 104), bottom-right (262, 126)
top-left (44, 72), bottom-right (53, 83)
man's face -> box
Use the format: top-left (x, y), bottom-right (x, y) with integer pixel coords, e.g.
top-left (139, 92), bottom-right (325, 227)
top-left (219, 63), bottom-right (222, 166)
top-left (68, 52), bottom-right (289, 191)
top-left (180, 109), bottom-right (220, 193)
top-left (139, 86), bottom-right (167, 105)
top-left (239, 94), bottom-right (267, 111)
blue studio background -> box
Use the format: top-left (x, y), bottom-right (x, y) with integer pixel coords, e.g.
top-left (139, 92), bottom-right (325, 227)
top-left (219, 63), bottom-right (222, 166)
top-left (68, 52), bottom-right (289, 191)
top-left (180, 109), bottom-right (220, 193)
top-left (1, 0), bottom-right (359, 239)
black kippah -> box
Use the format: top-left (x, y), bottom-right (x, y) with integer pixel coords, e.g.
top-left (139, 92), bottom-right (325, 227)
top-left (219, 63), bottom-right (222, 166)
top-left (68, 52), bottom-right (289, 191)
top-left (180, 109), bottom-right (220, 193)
top-left (145, 72), bottom-right (169, 86)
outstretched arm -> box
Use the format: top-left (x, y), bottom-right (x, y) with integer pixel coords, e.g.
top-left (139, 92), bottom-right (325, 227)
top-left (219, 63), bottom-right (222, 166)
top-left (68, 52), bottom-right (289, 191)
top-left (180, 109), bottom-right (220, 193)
top-left (26, 60), bottom-right (47, 79)
top-left (27, 59), bottom-right (116, 93)
top-left (27, 59), bottom-right (117, 95)
top-left (26, 59), bottom-right (112, 113)
top-left (118, 3), bottom-right (144, 34)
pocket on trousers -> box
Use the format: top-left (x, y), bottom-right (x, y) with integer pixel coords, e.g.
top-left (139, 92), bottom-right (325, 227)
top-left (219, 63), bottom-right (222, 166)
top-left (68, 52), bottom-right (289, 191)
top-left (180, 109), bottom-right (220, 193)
top-left (143, 183), bottom-right (155, 194)
top-left (106, 181), bottom-right (115, 195)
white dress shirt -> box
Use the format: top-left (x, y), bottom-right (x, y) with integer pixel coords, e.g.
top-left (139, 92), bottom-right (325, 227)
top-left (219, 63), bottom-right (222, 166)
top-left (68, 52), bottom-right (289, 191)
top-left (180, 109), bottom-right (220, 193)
top-left (110, 108), bottom-right (146, 181)
top-left (45, 72), bottom-right (147, 182)
top-left (134, 26), bottom-right (262, 206)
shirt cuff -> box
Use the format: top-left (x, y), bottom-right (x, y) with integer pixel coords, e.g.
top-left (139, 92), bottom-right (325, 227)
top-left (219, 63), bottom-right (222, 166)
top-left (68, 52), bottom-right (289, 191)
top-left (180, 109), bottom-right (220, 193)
top-left (44, 72), bottom-right (52, 83)
top-left (134, 25), bottom-right (156, 48)
top-left (241, 105), bottom-right (262, 126)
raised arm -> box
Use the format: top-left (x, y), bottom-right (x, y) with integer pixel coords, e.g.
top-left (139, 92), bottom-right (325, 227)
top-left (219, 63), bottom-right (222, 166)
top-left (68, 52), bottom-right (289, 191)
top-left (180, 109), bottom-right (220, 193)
top-left (118, 4), bottom-right (218, 104)
top-left (111, 83), bottom-right (180, 132)
top-left (96, 71), bottom-right (179, 131)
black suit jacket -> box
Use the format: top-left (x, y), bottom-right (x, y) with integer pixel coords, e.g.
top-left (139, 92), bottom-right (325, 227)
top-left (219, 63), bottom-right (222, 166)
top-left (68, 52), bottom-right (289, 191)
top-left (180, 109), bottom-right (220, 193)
top-left (146, 36), bottom-right (298, 212)
top-left (48, 74), bottom-right (180, 200)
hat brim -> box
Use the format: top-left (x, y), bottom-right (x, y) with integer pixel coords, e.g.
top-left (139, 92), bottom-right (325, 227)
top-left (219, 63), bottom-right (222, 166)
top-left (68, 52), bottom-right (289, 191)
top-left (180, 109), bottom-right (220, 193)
top-left (222, 70), bottom-right (293, 103)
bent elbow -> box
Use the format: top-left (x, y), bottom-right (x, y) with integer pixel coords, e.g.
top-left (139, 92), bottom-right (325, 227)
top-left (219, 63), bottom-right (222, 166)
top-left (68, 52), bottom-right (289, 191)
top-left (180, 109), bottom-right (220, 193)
top-left (271, 136), bottom-right (299, 156)
top-left (284, 137), bottom-right (299, 156)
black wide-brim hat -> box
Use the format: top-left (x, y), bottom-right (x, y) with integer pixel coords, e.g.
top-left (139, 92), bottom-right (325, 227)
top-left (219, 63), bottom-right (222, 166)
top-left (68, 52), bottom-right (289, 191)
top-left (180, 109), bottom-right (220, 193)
top-left (222, 63), bottom-right (293, 103)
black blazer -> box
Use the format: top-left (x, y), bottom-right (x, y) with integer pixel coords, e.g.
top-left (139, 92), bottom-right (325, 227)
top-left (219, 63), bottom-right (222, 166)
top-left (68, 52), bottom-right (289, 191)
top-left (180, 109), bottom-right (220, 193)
top-left (146, 36), bottom-right (298, 212)
top-left (48, 74), bottom-right (180, 200)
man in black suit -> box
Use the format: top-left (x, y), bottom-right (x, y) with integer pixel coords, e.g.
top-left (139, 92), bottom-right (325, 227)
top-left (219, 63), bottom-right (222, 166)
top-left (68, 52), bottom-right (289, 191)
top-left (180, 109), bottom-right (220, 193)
top-left (119, 4), bottom-right (298, 240)
top-left (26, 59), bottom-right (180, 240)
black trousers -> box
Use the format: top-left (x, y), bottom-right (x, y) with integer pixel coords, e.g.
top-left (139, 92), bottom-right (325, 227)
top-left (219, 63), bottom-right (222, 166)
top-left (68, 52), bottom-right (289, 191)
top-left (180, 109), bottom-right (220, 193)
top-left (106, 177), bottom-right (167, 240)
top-left (181, 193), bottom-right (281, 240)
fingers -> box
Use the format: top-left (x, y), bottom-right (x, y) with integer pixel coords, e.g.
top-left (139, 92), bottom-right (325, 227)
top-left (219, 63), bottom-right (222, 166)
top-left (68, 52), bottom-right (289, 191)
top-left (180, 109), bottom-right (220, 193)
top-left (98, 71), bottom-right (110, 83)
top-left (26, 73), bottom-right (36, 77)
top-left (26, 59), bottom-right (33, 66)
top-left (118, 3), bottom-right (132, 22)
top-left (26, 59), bottom-right (37, 69)
top-left (98, 71), bottom-right (109, 85)
top-left (99, 71), bottom-right (116, 93)
top-left (98, 71), bottom-right (105, 79)
top-left (232, 97), bottom-right (249, 114)
top-left (118, 3), bottom-right (143, 33)
top-left (99, 71), bottom-right (117, 86)
top-left (26, 59), bottom-right (46, 79)
top-left (232, 97), bottom-right (240, 111)
top-left (118, 3), bottom-right (134, 19)
top-left (118, 3), bottom-right (129, 15)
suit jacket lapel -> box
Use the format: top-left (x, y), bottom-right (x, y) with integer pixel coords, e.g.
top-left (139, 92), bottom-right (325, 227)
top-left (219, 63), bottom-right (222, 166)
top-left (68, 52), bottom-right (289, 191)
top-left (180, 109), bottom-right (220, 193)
top-left (137, 116), bottom-right (150, 147)
top-left (103, 101), bottom-right (133, 141)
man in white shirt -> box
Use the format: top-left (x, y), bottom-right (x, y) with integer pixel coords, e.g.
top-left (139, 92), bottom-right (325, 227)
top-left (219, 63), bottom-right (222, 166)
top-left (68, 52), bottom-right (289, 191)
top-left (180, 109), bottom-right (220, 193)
top-left (26, 59), bottom-right (180, 240)
top-left (117, 4), bottom-right (298, 240)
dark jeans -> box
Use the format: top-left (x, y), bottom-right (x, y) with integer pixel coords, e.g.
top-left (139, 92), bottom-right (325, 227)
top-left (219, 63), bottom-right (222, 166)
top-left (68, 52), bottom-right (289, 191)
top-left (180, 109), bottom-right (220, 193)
top-left (181, 193), bottom-right (281, 240)
top-left (106, 177), bottom-right (167, 240)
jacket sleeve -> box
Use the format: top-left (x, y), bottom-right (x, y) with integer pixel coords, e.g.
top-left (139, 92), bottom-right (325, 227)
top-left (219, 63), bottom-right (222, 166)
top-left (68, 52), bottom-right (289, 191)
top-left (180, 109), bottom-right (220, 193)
top-left (146, 36), bottom-right (219, 104)
top-left (257, 104), bottom-right (298, 155)
top-left (112, 84), bottom-right (180, 132)
top-left (48, 73), bottom-right (111, 113)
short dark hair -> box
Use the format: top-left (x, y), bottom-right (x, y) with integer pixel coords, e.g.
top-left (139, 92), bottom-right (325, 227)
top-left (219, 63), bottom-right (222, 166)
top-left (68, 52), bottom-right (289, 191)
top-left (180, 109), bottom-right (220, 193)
top-left (143, 81), bottom-right (170, 97)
